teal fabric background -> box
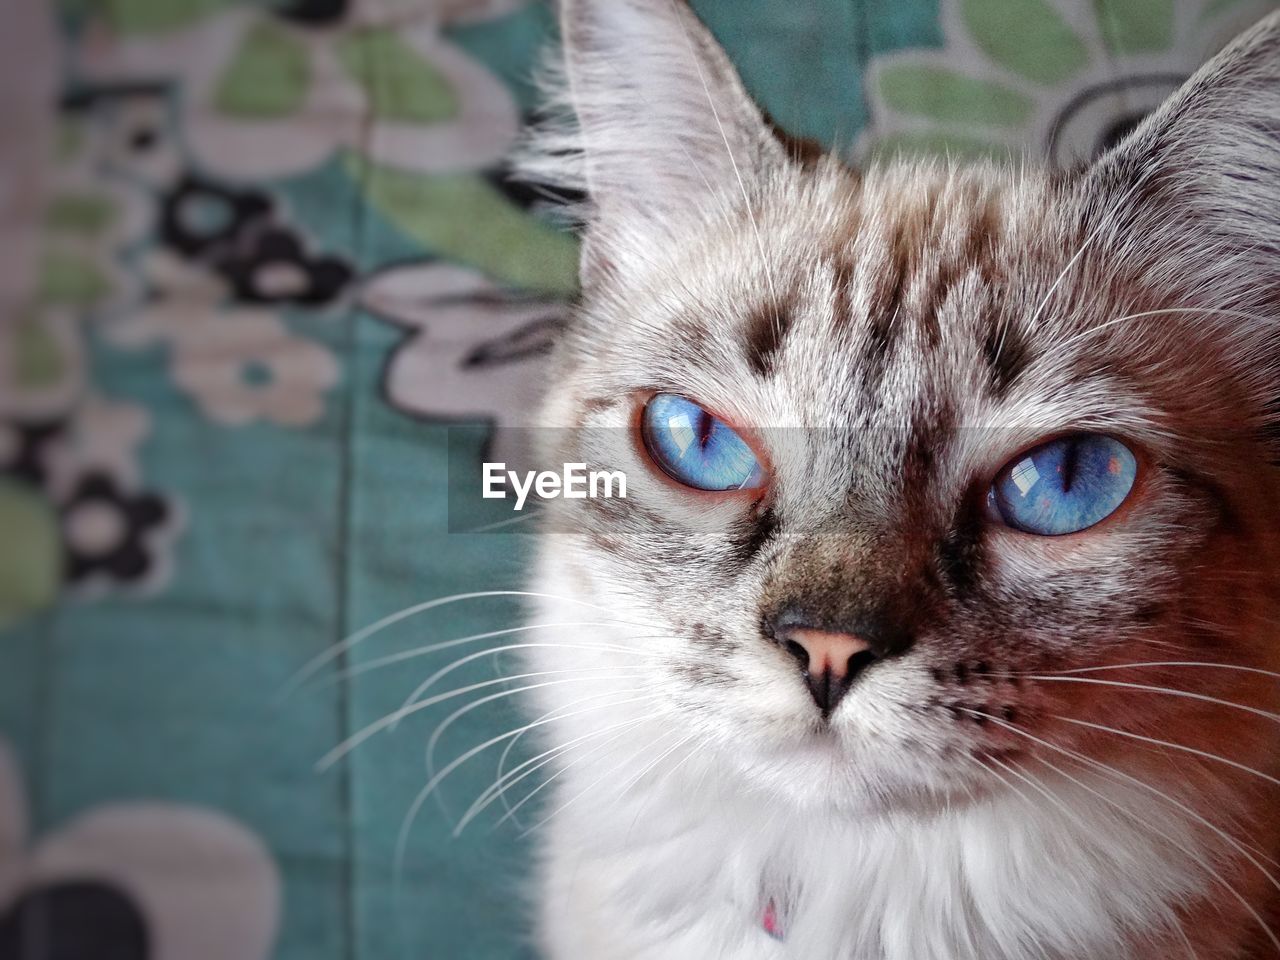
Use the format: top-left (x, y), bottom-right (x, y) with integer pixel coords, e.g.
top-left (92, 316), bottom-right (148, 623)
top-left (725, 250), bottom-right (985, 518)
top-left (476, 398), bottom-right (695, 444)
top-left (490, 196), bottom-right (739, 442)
top-left (0, 0), bottom-right (1273, 956)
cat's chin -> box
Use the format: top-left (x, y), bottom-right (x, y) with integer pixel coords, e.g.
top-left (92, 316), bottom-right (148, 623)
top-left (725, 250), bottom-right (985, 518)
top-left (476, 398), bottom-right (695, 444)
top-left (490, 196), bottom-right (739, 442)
top-left (722, 725), bottom-right (982, 819)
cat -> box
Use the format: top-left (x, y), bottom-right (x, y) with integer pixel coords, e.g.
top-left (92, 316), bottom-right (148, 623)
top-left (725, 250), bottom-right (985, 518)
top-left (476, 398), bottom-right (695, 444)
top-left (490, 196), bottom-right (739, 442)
top-left (511, 1), bottom-right (1280, 957)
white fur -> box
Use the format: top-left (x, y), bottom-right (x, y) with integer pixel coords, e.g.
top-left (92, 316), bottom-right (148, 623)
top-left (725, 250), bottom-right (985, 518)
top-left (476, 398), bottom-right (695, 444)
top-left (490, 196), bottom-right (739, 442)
top-left (526, 573), bottom-right (1209, 960)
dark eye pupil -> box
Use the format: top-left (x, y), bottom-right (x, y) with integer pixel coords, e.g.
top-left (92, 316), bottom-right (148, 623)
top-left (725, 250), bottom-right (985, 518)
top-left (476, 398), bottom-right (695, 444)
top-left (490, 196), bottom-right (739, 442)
top-left (1059, 437), bottom-right (1080, 493)
top-left (697, 410), bottom-right (714, 447)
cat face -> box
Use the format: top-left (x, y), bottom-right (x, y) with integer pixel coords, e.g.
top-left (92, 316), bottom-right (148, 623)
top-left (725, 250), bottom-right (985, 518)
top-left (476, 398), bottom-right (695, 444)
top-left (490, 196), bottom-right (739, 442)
top-left (523, 0), bottom-right (1280, 815)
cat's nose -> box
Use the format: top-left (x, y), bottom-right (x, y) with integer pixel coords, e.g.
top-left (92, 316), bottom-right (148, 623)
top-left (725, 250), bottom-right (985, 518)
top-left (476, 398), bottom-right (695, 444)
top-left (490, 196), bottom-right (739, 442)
top-left (773, 626), bottom-right (877, 716)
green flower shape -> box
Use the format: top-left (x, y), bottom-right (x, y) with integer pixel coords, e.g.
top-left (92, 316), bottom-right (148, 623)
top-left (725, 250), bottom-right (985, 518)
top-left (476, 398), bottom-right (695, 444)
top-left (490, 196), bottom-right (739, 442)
top-left (76, 0), bottom-right (523, 179)
top-left (0, 480), bottom-right (60, 631)
top-left (3, 118), bottom-right (148, 425)
top-left (864, 0), bottom-right (1277, 167)
top-left (40, 119), bottom-right (148, 314)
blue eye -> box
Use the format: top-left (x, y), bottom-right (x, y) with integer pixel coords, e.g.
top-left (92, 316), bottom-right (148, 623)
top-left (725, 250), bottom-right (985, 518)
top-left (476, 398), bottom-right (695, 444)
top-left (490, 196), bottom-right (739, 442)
top-left (990, 434), bottom-right (1137, 535)
top-left (640, 394), bottom-right (764, 491)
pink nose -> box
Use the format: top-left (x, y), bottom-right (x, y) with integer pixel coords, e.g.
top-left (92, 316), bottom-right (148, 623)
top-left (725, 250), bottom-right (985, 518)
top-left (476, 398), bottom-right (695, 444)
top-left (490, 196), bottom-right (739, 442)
top-left (785, 629), bottom-right (872, 679)
top-left (775, 628), bottom-right (876, 715)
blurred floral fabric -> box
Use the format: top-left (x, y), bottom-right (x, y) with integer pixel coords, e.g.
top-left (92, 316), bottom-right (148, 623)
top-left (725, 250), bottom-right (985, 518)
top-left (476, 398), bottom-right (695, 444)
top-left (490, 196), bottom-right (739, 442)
top-left (0, 0), bottom-right (1272, 957)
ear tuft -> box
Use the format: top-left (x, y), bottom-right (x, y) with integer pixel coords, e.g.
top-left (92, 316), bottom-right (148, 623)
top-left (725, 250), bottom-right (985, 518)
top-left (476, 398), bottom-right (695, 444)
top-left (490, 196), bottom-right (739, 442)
top-left (512, 0), bottom-right (787, 285)
top-left (1089, 11), bottom-right (1280, 307)
top-left (1088, 11), bottom-right (1280, 447)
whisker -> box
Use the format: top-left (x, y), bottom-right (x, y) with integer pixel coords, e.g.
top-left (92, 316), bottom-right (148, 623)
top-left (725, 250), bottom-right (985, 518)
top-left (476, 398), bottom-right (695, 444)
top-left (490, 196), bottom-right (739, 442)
top-left (619, 730), bottom-right (707, 842)
top-left (485, 689), bottom-right (668, 831)
top-left (964, 708), bottom-right (1280, 887)
top-left (316, 669), bottom-right (649, 771)
top-left (1048, 714), bottom-right (1280, 789)
top-left (956, 750), bottom-right (1039, 815)
top-left (477, 709), bottom-right (664, 836)
top-left (517, 729), bottom-right (695, 840)
top-left (1052, 305), bottom-right (1280, 357)
top-left (392, 690), bottom-right (658, 883)
top-left (282, 589), bottom-right (663, 697)
top-left (1009, 675), bottom-right (1280, 724)
top-left (1133, 635), bottom-right (1197, 654)
top-left (965, 708), bottom-right (1280, 952)
top-left (986, 753), bottom-right (1089, 829)
top-left (324, 626), bottom-right (661, 691)
top-left (1008, 662), bottom-right (1280, 683)
top-left (1020, 176), bottom-right (1143, 336)
top-left (396, 634), bottom-right (674, 725)
top-left (464, 509), bottom-right (544, 533)
top-left (492, 697), bottom-right (575, 829)
top-left (423, 673), bottom-right (661, 800)
top-left (1022, 747), bottom-right (1270, 955)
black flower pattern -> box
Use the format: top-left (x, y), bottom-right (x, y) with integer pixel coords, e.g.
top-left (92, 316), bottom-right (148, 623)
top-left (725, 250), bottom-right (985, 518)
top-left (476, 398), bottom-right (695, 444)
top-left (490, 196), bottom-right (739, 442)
top-left (60, 473), bottom-right (171, 586)
top-left (157, 175), bottom-right (351, 306)
top-left (0, 418), bottom-right (67, 488)
top-left (213, 226), bottom-right (353, 306)
top-left (271, 0), bottom-right (349, 27)
top-left (158, 175), bottom-right (272, 260)
top-left (0, 881), bottom-right (148, 960)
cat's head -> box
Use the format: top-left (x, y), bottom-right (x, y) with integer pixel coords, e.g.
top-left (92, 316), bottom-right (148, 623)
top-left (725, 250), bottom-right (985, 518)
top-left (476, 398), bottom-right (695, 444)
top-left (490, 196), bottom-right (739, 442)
top-left (522, 0), bottom-right (1280, 814)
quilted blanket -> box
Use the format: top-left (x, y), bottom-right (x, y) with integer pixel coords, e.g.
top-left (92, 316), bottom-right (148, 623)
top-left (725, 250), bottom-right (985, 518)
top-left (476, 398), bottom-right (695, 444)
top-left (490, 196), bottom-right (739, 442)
top-left (0, 0), bottom-right (1272, 956)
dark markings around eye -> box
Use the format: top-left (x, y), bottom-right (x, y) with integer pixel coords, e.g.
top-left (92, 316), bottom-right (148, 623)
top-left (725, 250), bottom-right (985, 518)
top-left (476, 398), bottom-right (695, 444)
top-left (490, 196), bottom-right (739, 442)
top-left (727, 505), bottom-right (779, 567)
top-left (938, 510), bottom-right (985, 596)
top-left (744, 301), bottom-right (793, 376)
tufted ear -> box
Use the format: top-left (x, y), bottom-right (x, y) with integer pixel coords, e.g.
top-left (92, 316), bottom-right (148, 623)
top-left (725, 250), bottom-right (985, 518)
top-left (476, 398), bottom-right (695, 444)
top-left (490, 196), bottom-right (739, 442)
top-left (1088, 12), bottom-right (1280, 323)
top-left (519, 0), bottom-right (787, 287)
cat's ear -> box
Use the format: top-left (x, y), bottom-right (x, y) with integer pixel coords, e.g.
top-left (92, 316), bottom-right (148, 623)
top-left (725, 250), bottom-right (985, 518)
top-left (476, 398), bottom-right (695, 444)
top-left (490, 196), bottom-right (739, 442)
top-left (1087, 12), bottom-right (1280, 313)
top-left (521, 0), bottom-right (787, 286)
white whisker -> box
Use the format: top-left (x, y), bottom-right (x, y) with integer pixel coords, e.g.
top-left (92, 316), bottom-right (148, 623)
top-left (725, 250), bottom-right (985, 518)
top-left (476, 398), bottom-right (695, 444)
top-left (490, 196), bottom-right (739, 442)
top-left (282, 589), bottom-right (662, 697)
top-left (1048, 714), bottom-right (1280, 789)
top-left (316, 670), bottom-right (649, 772)
top-left (1009, 661), bottom-right (1280, 682)
top-left (321, 626), bottom-right (659, 692)
top-left (396, 635), bottom-right (671, 725)
top-left (1012, 675), bottom-right (1280, 724)
top-left (392, 691), bottom-right (659, 886)
top-left (465, 509), bottom-right (544, 533)
top-left (1052, 305), bottom-right (1280, 357)
top-left (477, 709), bottom-right (664, 836)
top-left (967, 710), bottom-right (1280, 952)
top-left (518, 728), bottom-right (694, 840)
top-left (966, 709), bottom-right (1280, 889)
